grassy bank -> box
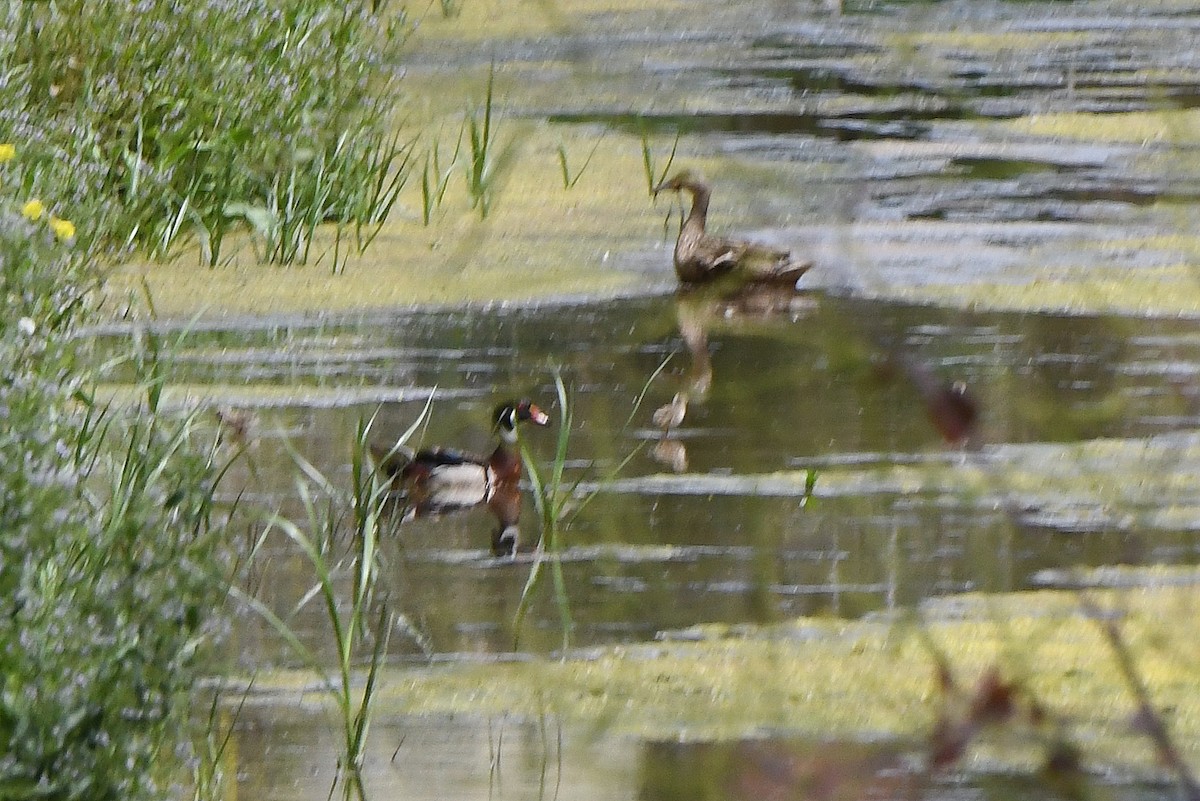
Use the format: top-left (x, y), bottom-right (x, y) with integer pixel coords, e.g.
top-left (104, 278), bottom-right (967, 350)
top-left (0, 148), bottom-right (232, 797)
top-left (1, 0), bottom-right (406, 268)
top-left (0, 0), bottom-right (414, 795)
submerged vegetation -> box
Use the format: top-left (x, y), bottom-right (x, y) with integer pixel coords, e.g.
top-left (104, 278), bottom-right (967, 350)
top-left (355, 576), bottom-right (1200, 769)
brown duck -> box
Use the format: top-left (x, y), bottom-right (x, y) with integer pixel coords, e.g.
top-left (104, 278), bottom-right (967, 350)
top-left (653, 171), bottom-right (811, 287)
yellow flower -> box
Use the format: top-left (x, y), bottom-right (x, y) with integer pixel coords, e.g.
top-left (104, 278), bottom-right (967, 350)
top-left (49, 216), bottom-right (76, 242)
top-left (0, 144), bottom-right (14, 163)
top-left (22, 199), bottom-right (44, 221)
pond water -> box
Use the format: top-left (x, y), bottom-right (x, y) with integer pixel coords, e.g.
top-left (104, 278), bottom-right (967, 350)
top-left (94, 0), bottom-right (1200, 796)
top-left (140, 293), bottom-right (1200, 665)
top-left (127, 291), bottom-right (1200, 799)
top-left (231, 709), bottom-right (1175, 801)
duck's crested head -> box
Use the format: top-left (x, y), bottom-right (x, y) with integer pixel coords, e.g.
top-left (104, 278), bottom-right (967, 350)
top-left (493, 399), bottom-right (550, 432)
top-left (653, 170), bottom-right (707, 196)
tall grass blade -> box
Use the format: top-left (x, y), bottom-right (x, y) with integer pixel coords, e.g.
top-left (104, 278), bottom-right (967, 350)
top-left (641, 129), bottom-right (681, 194)
top-left (624, 353), bottom-right (674, 430)
top-left (513, 371), bottom-right (578, 651)
top-left (237, 401), bottom-right (433, 800)
top-left (557, 130), bottom-right (607, 189)
top-left (421, 157), bottom-right (434, 225)
top-left (557, 145), bottom-right (572, 189)
top-left (655, 131), bottom-right (681, 186)
top-left (466, 64), bottom-right (499, 216)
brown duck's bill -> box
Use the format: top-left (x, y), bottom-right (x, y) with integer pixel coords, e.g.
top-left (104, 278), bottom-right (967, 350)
top-left (653, 170), bottom-right (699, 195)
top-left (652, 177), bottom-right (681, 195)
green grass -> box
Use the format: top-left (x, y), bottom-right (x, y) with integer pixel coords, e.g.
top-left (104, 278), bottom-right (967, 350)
top-left (514, 373), bottom-right (578, 650)
top-left (0, 165), bottom-right (236, 798)
top-left (420, 132), bottom-right (464, 225)
top-left (557, 129), bottom-right (607, 189)
top-left (641, 130), bottom-right (680, 196)
top-left (0, 149), bottom-right (238, 799)
top-left (233, 402), bottom-right (429, 801)
top-left (415, 67), bottom-right (508, 223)
top-left (466, 65), bottom-right (500, 217)
top-left (191, 685), bottom-right (246, 801)
top-left (0, 0), bottom-right (411, 267)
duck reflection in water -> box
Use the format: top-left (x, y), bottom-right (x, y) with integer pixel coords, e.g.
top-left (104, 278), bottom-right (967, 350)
top-left (650, 281), bottom-right (818, 474)
top-left (372, 399), bottom-right (549, 557)
top-left (649, 392), bottom-right (690, 473)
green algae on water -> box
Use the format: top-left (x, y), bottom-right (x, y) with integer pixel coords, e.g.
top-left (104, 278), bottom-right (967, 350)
top-left (235, 571), bottom-right (1200, 775)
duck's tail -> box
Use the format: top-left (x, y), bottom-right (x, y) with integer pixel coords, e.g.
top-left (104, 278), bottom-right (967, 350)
top-left (771, 258), bottom-right (813, 285)
top-left (369, 442), bottom-right (415, 479)
top-left (741, 245), bottom-right (812, 286)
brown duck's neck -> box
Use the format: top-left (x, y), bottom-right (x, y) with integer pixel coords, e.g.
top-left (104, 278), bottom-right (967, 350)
top-left (683, 184), bottom-right (710, 228)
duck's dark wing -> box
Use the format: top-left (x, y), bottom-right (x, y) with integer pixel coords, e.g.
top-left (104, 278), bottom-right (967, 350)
top-left (407, 446), bottom-right (478, 469)
top-left (693, 233), bottom-right (744, 272)
top-left (373, 442), bottom-right (491, 477)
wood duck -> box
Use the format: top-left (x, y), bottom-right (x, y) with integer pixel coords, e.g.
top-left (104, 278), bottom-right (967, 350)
top-left (374, 400), bottom-right (550, 556)
top-left (653, 171), bottom-right (812, 287)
